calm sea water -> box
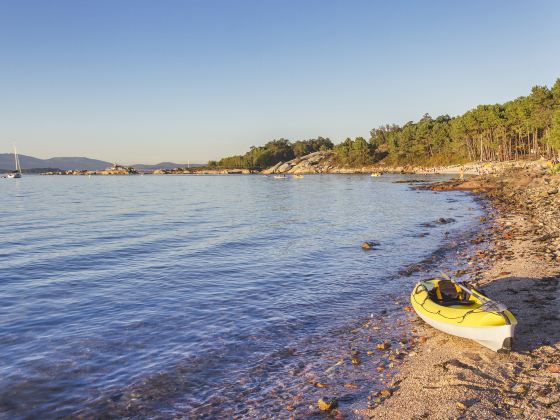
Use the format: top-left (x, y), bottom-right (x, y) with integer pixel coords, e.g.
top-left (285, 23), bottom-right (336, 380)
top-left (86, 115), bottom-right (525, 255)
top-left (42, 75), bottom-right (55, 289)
top-left (0, 174), bottom-right (482, 418)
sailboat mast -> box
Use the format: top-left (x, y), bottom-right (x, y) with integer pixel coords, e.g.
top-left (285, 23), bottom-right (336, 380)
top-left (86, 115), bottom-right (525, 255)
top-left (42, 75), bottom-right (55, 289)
top-left (14, 146), bottom-right (22, 173)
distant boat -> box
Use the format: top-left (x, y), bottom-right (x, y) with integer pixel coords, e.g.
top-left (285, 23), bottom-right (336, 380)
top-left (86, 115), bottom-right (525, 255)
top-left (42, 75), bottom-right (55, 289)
top-left (273, 175), bottom-right (287, 179)
top-left (293, 174), bottom-right (304, 179)
top-left (6, 146), bottom-right (22, 179)
top-left (371, 172), bottom-right (381, 177)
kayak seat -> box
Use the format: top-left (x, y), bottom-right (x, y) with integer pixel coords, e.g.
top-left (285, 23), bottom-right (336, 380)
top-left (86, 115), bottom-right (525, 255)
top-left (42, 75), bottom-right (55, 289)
top-left (428, 280), bottom-right (473, 306)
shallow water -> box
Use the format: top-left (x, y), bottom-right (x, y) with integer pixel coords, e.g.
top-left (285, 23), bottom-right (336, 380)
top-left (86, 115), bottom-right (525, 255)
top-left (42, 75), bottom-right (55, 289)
top-left (0, 174), bottom-right (482, 417)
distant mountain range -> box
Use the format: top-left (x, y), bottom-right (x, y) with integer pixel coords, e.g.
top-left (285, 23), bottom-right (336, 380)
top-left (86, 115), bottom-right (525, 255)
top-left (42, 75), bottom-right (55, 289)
top-left (0, 154), bottom-right (204, 171)
top-left (0, 154), bottom-right (112, 171)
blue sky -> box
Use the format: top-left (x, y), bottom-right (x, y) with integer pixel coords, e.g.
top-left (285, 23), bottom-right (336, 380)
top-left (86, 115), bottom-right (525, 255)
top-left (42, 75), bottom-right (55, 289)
top-left (1, 0), bottom-right (559, 164)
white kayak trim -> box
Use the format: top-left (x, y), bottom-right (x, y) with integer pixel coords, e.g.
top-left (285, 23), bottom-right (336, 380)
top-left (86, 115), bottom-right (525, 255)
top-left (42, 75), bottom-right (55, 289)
top-left (416, 310), bottom-right (515, 352)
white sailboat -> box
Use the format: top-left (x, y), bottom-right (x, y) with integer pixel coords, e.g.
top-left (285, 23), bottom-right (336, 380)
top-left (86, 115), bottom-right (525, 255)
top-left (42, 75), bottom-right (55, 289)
top-left (7, 146), bottom-right (22, 178)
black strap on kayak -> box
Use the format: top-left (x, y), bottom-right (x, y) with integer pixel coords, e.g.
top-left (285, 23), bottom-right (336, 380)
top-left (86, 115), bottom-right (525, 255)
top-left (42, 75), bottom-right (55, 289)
top-left (411, 289), bottom-right (480, 323)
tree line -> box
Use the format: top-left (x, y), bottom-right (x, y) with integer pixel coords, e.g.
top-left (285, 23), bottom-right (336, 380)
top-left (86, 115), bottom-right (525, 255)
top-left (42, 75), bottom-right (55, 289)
top-left (210, 78), bottom-right (560, 169)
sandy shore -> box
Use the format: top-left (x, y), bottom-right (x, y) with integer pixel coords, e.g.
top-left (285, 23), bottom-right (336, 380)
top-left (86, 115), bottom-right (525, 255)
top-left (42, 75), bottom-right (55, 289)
top-left (356, 166), bottom-right (560, 419)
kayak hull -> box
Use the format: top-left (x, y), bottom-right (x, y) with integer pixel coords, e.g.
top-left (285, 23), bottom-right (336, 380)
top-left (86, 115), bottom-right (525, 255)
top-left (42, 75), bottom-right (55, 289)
top-left (414, 308), bottom-right (515, 352)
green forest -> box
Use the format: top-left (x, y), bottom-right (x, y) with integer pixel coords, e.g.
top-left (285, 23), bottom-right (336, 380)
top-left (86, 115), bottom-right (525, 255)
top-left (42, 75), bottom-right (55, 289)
top-left (209, 79), bottom-right (560, 169)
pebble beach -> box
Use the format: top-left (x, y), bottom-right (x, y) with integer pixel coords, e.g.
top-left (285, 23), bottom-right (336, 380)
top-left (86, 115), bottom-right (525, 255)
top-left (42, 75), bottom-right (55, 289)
top-left (356, 163), bottom-right (560, 419)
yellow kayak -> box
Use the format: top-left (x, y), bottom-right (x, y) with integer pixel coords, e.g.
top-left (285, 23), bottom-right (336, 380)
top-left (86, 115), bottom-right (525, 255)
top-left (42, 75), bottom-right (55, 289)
top-left (410, 278), bottom-right (517, 352)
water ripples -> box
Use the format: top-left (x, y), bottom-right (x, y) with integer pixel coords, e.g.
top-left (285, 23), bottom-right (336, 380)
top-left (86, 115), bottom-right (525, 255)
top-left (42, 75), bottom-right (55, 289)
top-left (0, 174), bottom-right (482, 417)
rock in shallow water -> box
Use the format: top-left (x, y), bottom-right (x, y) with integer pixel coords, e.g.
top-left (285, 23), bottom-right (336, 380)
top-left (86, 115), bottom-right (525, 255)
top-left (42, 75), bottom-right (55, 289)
top-left (317, 397), bottom-right (338, 411)
top-left (376, 341), bottom-right (391, 350)
top-left (380, 389), bottom-right (392, 398)
top-left (361, 241), bottom-right (379, 250)
top-left (437, 217), bottom-right (456, 224)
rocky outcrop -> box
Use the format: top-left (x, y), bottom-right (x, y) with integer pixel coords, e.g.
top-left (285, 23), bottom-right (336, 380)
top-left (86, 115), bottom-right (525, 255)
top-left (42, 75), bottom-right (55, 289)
top-left (262, 152), bottom-right (555, 175)
top-left (98, 164), bottom-right (138, 175)
top-left (262, 151), bottom-right (338, 174)
top-left (261, 151), bottom-right (421, 174)
top-left (41, 164), bottom-right (138, 175)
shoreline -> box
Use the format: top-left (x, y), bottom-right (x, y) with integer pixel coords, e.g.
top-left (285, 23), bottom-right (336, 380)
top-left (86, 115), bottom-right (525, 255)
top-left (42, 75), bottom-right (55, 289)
top-left (357, 166), bottom-right (560, 418)
top-left (33, 155), bottom-right (554, 177)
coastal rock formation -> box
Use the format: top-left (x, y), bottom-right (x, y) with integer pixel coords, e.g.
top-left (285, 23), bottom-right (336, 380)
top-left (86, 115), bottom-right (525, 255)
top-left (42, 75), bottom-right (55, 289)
top-left (262, 151), bottom-right (337, 174)
top-left (260, 150), bottom-right (426, 174)
top-left (98, 164), bottom-right (138, 175)
top-left (261, 150), bottom-right (555, 176)
top-left (42, 164), bottom-right (138, 175)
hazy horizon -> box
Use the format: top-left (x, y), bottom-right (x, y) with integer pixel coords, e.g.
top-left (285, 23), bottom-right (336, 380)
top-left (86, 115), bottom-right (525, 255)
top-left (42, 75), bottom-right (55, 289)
top-left (2, 0), bottom-right (560, 164)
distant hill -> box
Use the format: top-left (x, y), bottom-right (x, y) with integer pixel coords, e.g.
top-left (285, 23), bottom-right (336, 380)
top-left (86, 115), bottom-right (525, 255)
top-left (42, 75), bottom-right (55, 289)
top-left (0, 153), bottom-right (205, 173)
top-left (132, 162), bottom-right (205, 170)
top-left (0, 154), bottom-right (112, 171)
top-left (1, 153), bottom-right (206, 172)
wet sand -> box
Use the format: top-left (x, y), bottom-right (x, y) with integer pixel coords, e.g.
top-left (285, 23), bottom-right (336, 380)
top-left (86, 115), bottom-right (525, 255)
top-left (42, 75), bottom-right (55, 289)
top-left (356, 166), bottom-right (560, 419)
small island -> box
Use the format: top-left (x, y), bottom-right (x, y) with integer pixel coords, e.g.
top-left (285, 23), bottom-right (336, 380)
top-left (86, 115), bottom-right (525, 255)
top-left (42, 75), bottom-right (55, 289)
top-left (42, 164), bottom-right (138, 176)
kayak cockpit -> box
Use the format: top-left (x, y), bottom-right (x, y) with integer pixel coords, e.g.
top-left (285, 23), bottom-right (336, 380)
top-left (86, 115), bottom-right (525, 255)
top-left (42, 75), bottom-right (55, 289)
top-left (419, 279), bottom-right (480, 307)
